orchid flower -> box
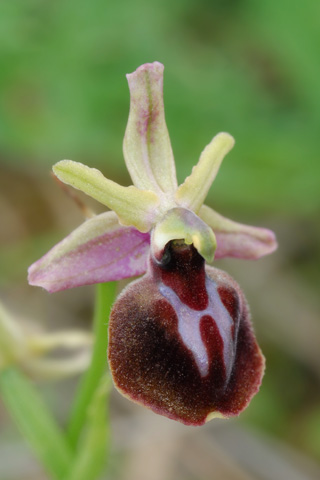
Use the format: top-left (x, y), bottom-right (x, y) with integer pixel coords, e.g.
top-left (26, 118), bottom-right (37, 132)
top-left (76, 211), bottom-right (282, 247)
top-left (28, 62), bottom-right (277, 426)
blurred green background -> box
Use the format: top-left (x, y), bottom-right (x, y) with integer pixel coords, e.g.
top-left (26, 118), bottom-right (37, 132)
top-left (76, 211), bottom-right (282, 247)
top-left (0, 1), bottom-right (320, 479)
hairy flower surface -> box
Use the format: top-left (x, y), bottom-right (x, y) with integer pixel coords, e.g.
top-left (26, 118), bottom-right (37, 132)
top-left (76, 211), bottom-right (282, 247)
top-left (29, 62), bottom-right (277, 425)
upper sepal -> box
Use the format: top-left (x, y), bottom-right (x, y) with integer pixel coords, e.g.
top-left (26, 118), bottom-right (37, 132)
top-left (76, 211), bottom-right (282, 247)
top-left (123, 62), bottom-right (177, 196)
top-left (28, 211), bottom-right (150, 292)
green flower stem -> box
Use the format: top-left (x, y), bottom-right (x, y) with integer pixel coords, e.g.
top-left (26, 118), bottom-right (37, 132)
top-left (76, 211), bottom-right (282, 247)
top-left (0, 367), bottom-right (73, 480)
top-left (66, 375), bottom-right (111, 480)
top-left (67, 282), bottom-right (116, 449)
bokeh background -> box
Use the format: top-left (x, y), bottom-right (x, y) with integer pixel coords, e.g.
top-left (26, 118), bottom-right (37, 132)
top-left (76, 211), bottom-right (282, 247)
top-left (0, 0), bottom-right (320, 479)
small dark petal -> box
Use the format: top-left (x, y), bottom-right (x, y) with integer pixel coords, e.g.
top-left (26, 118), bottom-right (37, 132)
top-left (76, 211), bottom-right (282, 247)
top-left (108, 243), bottom-right (265, 425)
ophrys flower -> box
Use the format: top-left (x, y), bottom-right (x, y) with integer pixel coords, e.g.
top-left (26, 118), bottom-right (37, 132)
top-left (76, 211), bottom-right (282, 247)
top-left (29, 62), bottom-right (277, 425)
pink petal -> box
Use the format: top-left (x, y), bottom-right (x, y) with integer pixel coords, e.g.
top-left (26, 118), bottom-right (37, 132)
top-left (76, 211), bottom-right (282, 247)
top-left (214, 229), bottom-right (277, 260)
top-left (28, 212), bottom-right (150, 292)
top-left (199, 205), bottom-right (277, 260)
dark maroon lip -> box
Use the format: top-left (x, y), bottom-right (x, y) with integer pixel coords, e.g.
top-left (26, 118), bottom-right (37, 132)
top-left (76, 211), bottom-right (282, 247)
top-left (108, 241), bottom-right (265, 426)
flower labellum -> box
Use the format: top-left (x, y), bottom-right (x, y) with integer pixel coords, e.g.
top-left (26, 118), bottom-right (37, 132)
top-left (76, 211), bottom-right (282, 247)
top-left (109, 241), bottom-right (265, 425)
top-left (28, 62), bottom-right (277, 425)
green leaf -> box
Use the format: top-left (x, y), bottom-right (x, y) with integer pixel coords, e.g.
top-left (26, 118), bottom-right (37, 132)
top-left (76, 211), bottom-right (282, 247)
top-left (0, 368), bottom-right (73, 480)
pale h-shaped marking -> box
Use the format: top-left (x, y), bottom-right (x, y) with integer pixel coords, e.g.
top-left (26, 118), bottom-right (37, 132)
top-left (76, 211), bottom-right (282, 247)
top-left (159, 276), bottom-right (235, 379)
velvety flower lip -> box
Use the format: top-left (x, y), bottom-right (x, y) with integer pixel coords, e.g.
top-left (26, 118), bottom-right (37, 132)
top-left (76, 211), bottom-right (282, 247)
top-left (108, 242), bottom-right (265, 426)
top-left (28, 62), bottom-right (277, 293)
